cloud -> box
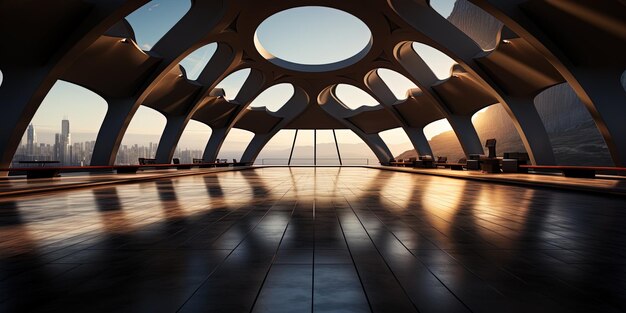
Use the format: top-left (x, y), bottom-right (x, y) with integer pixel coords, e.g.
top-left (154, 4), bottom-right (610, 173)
top-left (142, 43), bottom-right (153, 50)
top-left (147, 3), bottom-right (160, 11)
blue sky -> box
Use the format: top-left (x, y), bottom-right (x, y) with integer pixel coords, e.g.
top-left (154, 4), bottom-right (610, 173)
top-left (22, 0), bottom-right (460, 155)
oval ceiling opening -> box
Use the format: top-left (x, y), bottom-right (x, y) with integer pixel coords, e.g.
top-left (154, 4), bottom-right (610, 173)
top-left (254, 6), bottom-right (372, 72)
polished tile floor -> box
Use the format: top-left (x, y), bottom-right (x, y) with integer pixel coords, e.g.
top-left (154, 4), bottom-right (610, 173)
top-left (0, 168), bottom-right (625, 313)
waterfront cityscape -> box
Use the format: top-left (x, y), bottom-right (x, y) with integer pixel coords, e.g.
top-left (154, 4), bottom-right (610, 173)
top-left (12, 118), bottom-right (204, 166)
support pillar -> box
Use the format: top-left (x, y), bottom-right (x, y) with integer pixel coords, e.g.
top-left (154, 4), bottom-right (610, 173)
top-left (91, 98), bottom-right (138, 166)
top-left (202, 127), bottom-right (228, 162)
top-left (447, 115), bottom-right (484, 157)
top-left (155, 115), bottom-right (188, 164)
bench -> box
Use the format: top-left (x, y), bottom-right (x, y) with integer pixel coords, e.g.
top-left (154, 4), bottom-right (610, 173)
top-left (519, 165), bottom-right (626, 178)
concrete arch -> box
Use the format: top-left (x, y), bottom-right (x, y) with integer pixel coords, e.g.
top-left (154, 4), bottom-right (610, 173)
top-left (388, 0), bottom-right (557, 164)
top-left (1, 1), bottom-right (621, 171)
top-left (0, 0), bottom-right (150, 173)
top-left (240, 86), bottom-right (310, 163)
top-left (319, 86), bottom-right (394, 164)
top-left (393, 41), bottom-right (484, 157)
top-left (153, 43), bottom-right (240, 164)
top-left (365, 69), bottom-right (434, 157)
top-left (201, 68), bottom-right (267, 162)
top-left (466, 0), bottom-right (626, 166)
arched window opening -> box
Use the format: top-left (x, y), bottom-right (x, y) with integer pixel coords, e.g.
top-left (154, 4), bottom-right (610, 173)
top-left (215, 68), bottom-right (251, 101)
top-left (290, 130), bottom-right (315, 165)
top-left (335, 84), bottom-right (379, 110)
top-left (255, 130), bottom-right (297, 165)
top-left (424, 119), bottom-right (465, 162)
top-left (534, 83), bottom-right (612, 166)
top-left (178, 43), bottom-right (218, 80)
top-left (412, 42), bottom-right (458, 80)
top-left (0, 69), bottom-right (3, 88)
top-left (335, 129), bottom-right (377, 165)
top-left (11, 81), bottom-right (107, 167)
top-left (430, 0), bottom-right (502, 50)
top-left (218, 128), bottom-right (254, 162)
top-left (315, 130), bottom-right (341, 166)
top-left (116, 106), bottom-right (167, 165)
top-left (126, 0), bottom-right (192, 51)
top-left (379, 128), bottom-right (414, 159)
top-left (249, 84), bottom-right (295, 112)
top-left (376, 69), bottom-right (418, 101)
top-left (173, 120), bottom-right (212, 163)
top-left (471, 104), bottom-right (527, 157)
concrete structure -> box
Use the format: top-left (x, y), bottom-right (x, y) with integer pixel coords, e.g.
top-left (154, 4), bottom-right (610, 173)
top-left (0, 0), bottom-right (624, 173)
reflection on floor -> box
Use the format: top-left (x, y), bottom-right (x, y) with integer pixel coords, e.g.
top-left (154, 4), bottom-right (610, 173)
top-left (374, 165), bottom-right (626, 196)
top-left (0, 168), bottom-right (624, 313)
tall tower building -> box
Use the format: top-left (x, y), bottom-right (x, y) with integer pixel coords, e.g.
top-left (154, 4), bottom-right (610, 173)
top-left (60, 118), bottom-right (71, 164)
top-left (26, 124), bottom-right (36, 156)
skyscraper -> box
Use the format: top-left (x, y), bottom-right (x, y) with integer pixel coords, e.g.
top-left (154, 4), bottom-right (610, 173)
top-left (26, 124), bottom-right (36, 156)
top-left (60, 118), bottom-right (71, 164)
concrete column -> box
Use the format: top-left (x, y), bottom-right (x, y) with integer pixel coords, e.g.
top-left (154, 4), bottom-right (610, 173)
top-left (240, 133), bottom-right (272, 164)
top-left (505, 98), bottom-right (556, 165)
top-left (90, 98), bottom-right (137, 165)
top-left (404, 128), bottom-right (434, 157)
top-left (446, 115), bottom-right (485, 156)
top-left (202, 127), bottom-right (228, 162)
top-left (0, 68), bottom-right (50, 173)
top-left (155, 115), bottom-right (188, 164)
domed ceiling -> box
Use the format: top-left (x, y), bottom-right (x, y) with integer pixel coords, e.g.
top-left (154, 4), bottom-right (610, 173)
top-left (0, 0), bottom-right (624, 168)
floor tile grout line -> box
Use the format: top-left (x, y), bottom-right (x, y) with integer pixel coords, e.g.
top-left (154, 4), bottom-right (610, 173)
top-left (175, 183), bottom-right (293, 312)
top-left (311, 196), bottom-right (316, 313)
top-left (248, 181), bottom-right (301, 313)
top-left (333, 198), bottom-right (374, 313)
top-left (338, 195), bottom-right (423, 313)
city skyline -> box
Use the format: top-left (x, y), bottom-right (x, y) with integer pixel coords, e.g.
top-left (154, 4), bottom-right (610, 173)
top-left (13, 118), bottom-right (395, 166)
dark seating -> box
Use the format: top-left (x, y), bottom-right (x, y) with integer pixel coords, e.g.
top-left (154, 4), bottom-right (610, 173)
top-left (435, 157), bottom-right (465, 170)
top-left (416, 155), bottom-right (434, 168)
top-left (138, 158), bottom-right (157, 165)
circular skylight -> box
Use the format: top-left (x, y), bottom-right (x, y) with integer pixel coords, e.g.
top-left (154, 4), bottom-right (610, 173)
top-left (254, 6), bottom-right (372, 72)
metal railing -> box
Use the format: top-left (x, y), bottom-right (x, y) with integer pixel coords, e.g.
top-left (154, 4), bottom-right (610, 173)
top-left (259, 158), bottom-right (370, 166)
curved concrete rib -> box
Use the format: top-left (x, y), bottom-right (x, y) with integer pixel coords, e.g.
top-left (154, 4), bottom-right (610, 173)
top-left (89, 2), bottom-right (234, 165)
top-left (468, 0), bottom-right (626, 166)
top-left (365, 70), bottom-right (434, 157)
top-left (394, 42), bottom-right (484, 157)
top-left (319, 86), bottom-right (394, 164)
top-left (240, 87), bottom-right (310, 163)
top-left (202, 69), bottom-right (267, 162)
top-left (389, 1), bottom-right (557, 164)
top-left (154, 44), bottom-right (238, 164)
top-left (0, 0), bottom-right (148, 173)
